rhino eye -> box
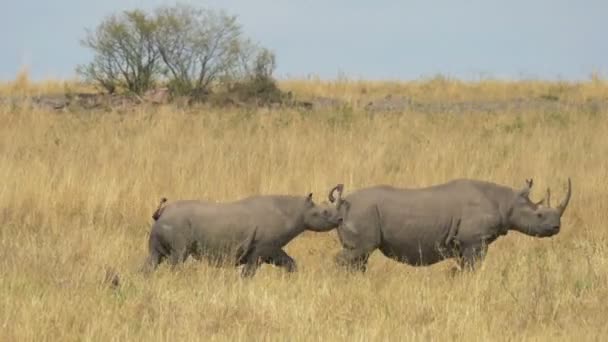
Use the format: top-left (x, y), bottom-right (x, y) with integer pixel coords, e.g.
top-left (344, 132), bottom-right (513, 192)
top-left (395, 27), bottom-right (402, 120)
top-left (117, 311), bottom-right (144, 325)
top-left (323, 210), bottom-right (328, 216)
top-left (537, 213), bottom-right (543, 218)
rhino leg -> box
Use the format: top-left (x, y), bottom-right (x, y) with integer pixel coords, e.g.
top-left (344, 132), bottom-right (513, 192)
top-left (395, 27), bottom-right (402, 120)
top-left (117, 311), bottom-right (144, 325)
top-left (456, 242), bottom-right (489, 272)
top-left (166, 237), bottom-right (191, 270)
top-left (263, 249), bottom-right (297, 273)
top-left (140, 252), bottom-right (162, 275)
top-left (168, 246), bottom-right (189, 269)
top-left (334, 248), bottom-right (371, 273)
top-left (140, 230), bottom-right (169, 274)
top-left (333, 206), bottom-right (382, 273)
top-left (241, 251), bottom-right (263, 278)
top-left (240, 242), bottom-right (288, 278)
top-left (453, 216), bottom-right (497, 272)
top-left (235, 227), bottom-right (258, 267)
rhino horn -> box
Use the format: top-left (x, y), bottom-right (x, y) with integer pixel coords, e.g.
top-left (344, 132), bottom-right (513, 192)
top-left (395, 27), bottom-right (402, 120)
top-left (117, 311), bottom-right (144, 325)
top-left (534, 187), bottom-right (551, 207)
top-left (328, 184), bottom-right (344, 204)
top-left (556, 178), bottom-right (572, 216)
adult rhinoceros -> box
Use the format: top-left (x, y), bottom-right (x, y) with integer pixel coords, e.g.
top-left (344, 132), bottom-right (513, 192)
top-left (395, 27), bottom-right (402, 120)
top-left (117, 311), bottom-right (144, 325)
top-left (327, 178), bottom-right (571, 272)
top-left (142, 191), bottom-right (343, 278)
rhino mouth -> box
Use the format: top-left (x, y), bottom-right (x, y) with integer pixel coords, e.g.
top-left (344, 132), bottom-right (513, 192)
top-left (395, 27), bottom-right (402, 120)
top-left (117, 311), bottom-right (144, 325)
top-left (536, 225), bottom-right (560, 237)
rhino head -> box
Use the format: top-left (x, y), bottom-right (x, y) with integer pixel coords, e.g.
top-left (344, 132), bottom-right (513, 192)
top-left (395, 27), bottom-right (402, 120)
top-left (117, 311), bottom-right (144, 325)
top-left (301, 192), bottom-right (344, 232)
top-left (508, 178), bottom-right (572, 237)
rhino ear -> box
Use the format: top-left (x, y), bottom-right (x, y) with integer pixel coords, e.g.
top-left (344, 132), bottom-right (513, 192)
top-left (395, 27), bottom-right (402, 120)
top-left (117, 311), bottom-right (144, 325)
top-left (516, 181), bottom-right (532, 199)
top-left (306, 192), bottom-right (313, 202)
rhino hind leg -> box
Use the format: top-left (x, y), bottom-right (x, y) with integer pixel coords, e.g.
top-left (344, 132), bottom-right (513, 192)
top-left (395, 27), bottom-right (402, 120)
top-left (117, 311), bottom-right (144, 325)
top-left (168, 245), bottom-right (189, 269)
top-left (334, 205), bottom-right (382, 273)
top-left (140, 251), bottom-right (164, 275)
top-left (140, 230), bottom-right (170, 274)
top-left (263, 249), bottom-right (297, 273)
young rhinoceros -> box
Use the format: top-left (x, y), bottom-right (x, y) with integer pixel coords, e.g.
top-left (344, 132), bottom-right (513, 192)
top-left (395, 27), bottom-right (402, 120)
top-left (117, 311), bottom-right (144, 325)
top-left (142, 191), bottom-right (343, 278)
top-left (327, 178), bottom-right (571, 272)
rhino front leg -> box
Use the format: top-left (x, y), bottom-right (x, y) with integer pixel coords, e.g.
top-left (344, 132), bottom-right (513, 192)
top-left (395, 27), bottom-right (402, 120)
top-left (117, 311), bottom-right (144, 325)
top-left (263, 249), bottom-right (297, 273)
top-left (456, 242), bottom-right (489, 272)
top-left (334, 248), bottom-right (372, 273)
top-left (452, 216), bottom-right (498, 273)
top-left (241, 251), bottom-right (263, 278)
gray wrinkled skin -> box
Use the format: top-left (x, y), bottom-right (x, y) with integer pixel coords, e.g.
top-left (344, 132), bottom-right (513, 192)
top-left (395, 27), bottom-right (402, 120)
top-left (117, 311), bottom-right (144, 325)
top-left (328, 178), bottom-right (572, 272)
top-left (142, 192), bottom-right (343, 278)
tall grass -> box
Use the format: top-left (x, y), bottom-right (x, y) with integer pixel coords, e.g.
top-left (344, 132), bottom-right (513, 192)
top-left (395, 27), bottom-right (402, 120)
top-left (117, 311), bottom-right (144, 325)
top-left (1, 78), bottom-right (607, 341)
top-left (280, 74), bottom-right (608, 103)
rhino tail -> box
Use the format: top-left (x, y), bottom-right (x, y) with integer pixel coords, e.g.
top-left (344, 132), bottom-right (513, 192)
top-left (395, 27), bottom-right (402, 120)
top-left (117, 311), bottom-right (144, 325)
top-left (152, 197), bottom-right (168, 221)
top-left (236, 226), bottom-right (258, 265)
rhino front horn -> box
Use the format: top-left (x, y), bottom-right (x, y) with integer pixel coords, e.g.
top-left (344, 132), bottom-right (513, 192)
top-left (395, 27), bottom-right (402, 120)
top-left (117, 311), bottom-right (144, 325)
top-left (556, 178), bottom-right (572, 216)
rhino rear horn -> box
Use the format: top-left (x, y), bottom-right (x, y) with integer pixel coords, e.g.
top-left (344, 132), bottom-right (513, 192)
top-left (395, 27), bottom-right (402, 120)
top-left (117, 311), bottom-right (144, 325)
top-left (556, 178), bottom-right (572, 216)
top-left (534, 188), bottom-right (551, 207)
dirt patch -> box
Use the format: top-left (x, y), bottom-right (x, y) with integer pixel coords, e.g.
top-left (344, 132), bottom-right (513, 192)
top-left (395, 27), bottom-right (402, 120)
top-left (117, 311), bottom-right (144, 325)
top-left (2, 90), bottom-right (607, 114)
top-left (361, 94), bottom-right (608, 114)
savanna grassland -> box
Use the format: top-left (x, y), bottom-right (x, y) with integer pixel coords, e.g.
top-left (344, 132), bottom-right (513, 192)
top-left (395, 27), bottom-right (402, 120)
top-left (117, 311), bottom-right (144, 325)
top-left (1, 75), bottom-right (608, 341)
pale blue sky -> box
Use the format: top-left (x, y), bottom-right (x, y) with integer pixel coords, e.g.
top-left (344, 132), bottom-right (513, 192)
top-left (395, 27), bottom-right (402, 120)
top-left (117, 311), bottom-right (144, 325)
top-left (1, 0), bottom-right (606, 81)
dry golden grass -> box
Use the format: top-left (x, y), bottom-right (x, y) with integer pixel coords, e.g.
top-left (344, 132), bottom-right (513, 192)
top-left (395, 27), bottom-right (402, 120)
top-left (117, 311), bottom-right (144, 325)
top-left (2, 68), bottom-right (607, 104)
top-left (280, 74), bottom-right (608, 104)
top-left (0, 67), bottom-right (93, 97)
top-left (1, 78), bottom-right (607, 341)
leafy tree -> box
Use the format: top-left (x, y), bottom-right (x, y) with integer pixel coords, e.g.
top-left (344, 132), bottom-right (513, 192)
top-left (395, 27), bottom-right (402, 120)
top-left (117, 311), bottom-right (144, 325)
top-left (154, 4), bottom-right (243, 96)
top-left (77, 9), bottom-right (160, 94)
top-left (77, 4), bottom-right (279, 100)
